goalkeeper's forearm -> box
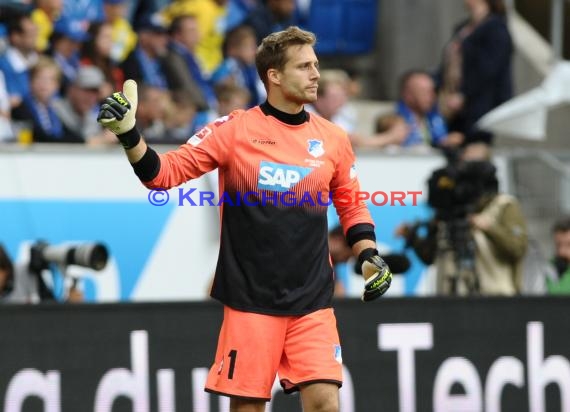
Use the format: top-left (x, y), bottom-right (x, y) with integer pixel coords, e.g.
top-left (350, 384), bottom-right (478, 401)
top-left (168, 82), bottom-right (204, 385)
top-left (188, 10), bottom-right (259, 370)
top-left (119, 128), bottom-right (147, 164)
top-left (116, 127), bottom-right (162, 183)
top-left (352, 239), bottom-right (377, 280)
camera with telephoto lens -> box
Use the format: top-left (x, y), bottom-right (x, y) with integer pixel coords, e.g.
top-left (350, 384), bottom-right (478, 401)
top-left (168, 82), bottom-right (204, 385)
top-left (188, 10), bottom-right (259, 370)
top-left (26, 241), bottom-right (109, 301)
top-left (29, 241), bottom-right (109, 274)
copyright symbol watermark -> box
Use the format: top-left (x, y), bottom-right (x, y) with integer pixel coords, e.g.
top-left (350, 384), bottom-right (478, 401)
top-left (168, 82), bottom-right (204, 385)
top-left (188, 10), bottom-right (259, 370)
top-left (148, 189), bottom-right (170, 206)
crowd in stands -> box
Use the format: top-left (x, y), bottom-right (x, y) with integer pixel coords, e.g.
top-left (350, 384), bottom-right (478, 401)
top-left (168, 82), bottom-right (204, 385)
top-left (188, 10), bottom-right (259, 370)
top-left (0, 0), bottom-right (303, 145)
top-left (0, 0), bottom-right (512, 153)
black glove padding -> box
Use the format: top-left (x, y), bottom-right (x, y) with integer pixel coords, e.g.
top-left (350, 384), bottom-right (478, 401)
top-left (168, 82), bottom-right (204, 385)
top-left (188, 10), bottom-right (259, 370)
top-left (359, 248), bottom-right (393, 302)
top-left (97, 92), bottom-right (130, 122)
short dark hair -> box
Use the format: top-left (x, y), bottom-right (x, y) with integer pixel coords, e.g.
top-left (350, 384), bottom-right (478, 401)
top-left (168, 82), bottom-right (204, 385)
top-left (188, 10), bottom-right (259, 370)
top-left (2, 7), bottom-right (31, 37)
top-left (222, 24), bottom-right (256, 57)
top-left (553, 216), bottom-right (570, 233)
top-left (168, 14), bottom-right (197, 37)
top-left (255, 26), bottom-right (316, 87)
top-left (486, 0), bottom-right (507, 16)
top-left (398, 69), bottom-right (433, 96)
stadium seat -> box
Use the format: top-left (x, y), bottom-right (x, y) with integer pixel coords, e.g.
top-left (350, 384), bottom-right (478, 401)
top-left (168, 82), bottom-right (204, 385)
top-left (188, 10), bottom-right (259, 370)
top-left (304, 0), bottom-right (379, 55)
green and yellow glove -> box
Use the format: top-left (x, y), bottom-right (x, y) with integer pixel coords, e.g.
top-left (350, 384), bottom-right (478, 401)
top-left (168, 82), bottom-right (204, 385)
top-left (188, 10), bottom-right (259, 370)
top-left (358, 248), bottom-right (393, 302)
top-left (97, 79), bottom-right (139, 148)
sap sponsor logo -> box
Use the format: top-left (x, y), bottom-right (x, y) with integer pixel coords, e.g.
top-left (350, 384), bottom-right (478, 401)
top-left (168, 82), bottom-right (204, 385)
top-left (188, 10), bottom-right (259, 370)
top-left (307, 139), bottom-right (324, 158)
top-left (378, 322), bottom-right (570, 412)
top-left (258, 161), bottom-right (313, 192)
top-left (187, 126), bottom-right (212, 147)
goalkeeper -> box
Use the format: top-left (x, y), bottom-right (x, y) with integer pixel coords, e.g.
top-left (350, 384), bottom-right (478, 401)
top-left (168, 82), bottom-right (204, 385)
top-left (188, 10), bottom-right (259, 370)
top-left (98, 26), bottom-right (392, 412)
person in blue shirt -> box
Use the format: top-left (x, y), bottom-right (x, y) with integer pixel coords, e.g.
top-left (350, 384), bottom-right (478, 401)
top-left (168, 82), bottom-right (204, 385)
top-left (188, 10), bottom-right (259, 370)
top-left (396, 70), bottom-right (464, 149)
top-left (210, 24), bottom-right (265, 108)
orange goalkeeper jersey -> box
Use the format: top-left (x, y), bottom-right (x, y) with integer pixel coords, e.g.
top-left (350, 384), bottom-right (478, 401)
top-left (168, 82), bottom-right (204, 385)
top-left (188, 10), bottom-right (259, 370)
top-left (144, 103), bottom-right (374, 315)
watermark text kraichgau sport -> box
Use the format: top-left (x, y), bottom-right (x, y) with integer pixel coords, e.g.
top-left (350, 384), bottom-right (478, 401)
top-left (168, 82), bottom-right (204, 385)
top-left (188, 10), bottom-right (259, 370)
top-left (148, 188), bottom-right (422, 207)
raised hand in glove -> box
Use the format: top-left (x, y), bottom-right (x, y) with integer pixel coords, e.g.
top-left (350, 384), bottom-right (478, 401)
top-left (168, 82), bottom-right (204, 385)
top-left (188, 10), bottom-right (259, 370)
top-left (97, 79), bottom-right (139, 148)
top-left (358, 248), bottom-right (393, 302)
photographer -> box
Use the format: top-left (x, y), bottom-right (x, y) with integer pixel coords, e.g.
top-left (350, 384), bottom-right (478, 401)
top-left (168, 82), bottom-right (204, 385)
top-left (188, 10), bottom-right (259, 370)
top-left (0, 241), bottom-right (108, 303)
top-left (547, 216), bottom-right (570, 294)
top-left (397, 142), bottom-right (528, 296)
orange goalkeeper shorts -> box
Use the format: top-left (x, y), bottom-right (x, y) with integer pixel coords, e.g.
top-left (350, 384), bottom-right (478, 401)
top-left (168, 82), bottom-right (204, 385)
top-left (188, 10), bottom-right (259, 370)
top-left (205, 306), bottom-right (343, 401)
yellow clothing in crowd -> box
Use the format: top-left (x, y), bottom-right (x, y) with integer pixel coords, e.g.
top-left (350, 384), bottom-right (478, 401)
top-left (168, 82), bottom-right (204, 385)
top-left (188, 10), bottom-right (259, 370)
top-left (110, 17), bottom-right (138, 63)
top-left (161, 0), bottom-right (227, 74)
top-left (31, 8), bottom-right (54, 52)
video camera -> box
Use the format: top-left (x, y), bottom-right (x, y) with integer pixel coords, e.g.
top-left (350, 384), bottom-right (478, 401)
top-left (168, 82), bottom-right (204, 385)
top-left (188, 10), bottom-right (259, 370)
top-left (427, 148), bottom-right (498, 221)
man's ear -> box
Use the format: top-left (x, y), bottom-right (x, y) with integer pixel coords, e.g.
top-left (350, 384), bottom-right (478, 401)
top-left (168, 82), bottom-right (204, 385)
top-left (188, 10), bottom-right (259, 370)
top-left (267, 68), bottom-right (281, 86)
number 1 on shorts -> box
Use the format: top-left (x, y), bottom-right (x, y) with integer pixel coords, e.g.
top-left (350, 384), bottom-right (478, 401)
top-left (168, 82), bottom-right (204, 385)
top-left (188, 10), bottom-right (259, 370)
top-left (228, 349), bottom-right (237, 379)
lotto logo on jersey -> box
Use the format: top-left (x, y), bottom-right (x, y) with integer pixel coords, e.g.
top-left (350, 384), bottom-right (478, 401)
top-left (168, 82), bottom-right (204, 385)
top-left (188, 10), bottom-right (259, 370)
top-left (258, 161), bottom-right (313, 192)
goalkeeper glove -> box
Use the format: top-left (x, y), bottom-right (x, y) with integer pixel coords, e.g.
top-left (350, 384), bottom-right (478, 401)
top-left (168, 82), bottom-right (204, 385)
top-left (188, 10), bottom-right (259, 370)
top-left (358, 248), bottom-right (393, 302)
top-left (97, 79), bottom-right (139, 148)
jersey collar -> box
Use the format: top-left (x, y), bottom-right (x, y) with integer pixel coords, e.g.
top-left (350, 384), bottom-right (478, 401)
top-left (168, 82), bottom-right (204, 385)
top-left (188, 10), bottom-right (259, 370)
top-left (260, 101), bottom-right (310, 125)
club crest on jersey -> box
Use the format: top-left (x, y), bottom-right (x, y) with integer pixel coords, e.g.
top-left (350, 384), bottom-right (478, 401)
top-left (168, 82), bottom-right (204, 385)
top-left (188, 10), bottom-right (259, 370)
top-left (258, 161), bottom-right (313, 192)
top-left (350, 164), bottom-right (357, 179)
top-left (307, 139), bottom-right (324, 158)
top-left (333, 344), bottom-right (343, 364)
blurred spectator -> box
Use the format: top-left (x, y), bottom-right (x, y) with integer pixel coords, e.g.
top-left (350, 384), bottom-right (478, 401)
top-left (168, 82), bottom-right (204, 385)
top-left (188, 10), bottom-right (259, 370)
top-left (52, 65), bottom-right (116, 145)
top-left (395, 70), bottom-right (464, 148)
top-left (0, 9), bottom-right (38, 110)
top-left (396, 142), bottom-right (528, 296)
top-left (12, 55), bottom-right (83, 142)
top-left (161, 0), bottom-right (228, 73)
top-left (215, 82), bottom-right (249, 117)
top-left (164, 89), bottom-right (197, 142)
top-left (48, 17), bottom-right (89, 94)
top-left (162, 14), bottom-right (212, 112)
top-left (61, 0), bottom-right (104, 26)
top-left (127, 0), bottom-right (160, 29)
top-left (436, 0), bottom-right (512, 145)
top-left (225, 0), bottom-right (258, 31)
top-left (0, 244), bottom-right (15, 300)
top-left (102, 0), bottom-right (137, 63)
top-left (135, 84), bottom-right (169, 141)
top-left (162, 14), bottom-right (217, 130)
top-left (306, 69), bottom-right (356, 132)
top-left (0, 71), bottom-right (15, 141)
top-left (307, 69), bottom-right (407, 150)
top-left (121, 13), bottom-right (168, 90)
top-left (210, 24), bottom-right (265, 107)
top-left (80, 21), bottom-right (124, 97)
top-left (546, 216), bottom-right (570, 294)
top-left (31, 0), bottom-right (63, 52)
top-left (244, 0), bottom-right (297, 43)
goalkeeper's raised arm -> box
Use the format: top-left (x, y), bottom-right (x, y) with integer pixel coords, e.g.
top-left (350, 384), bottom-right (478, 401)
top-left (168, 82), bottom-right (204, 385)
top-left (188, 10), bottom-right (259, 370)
top-left (97, 79), bottom-right (229, 190)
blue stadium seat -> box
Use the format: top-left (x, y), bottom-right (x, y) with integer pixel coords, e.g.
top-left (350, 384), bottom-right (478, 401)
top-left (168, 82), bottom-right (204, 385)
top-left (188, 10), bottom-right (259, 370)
top-left (304, 0), bottom-right (379, 55)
